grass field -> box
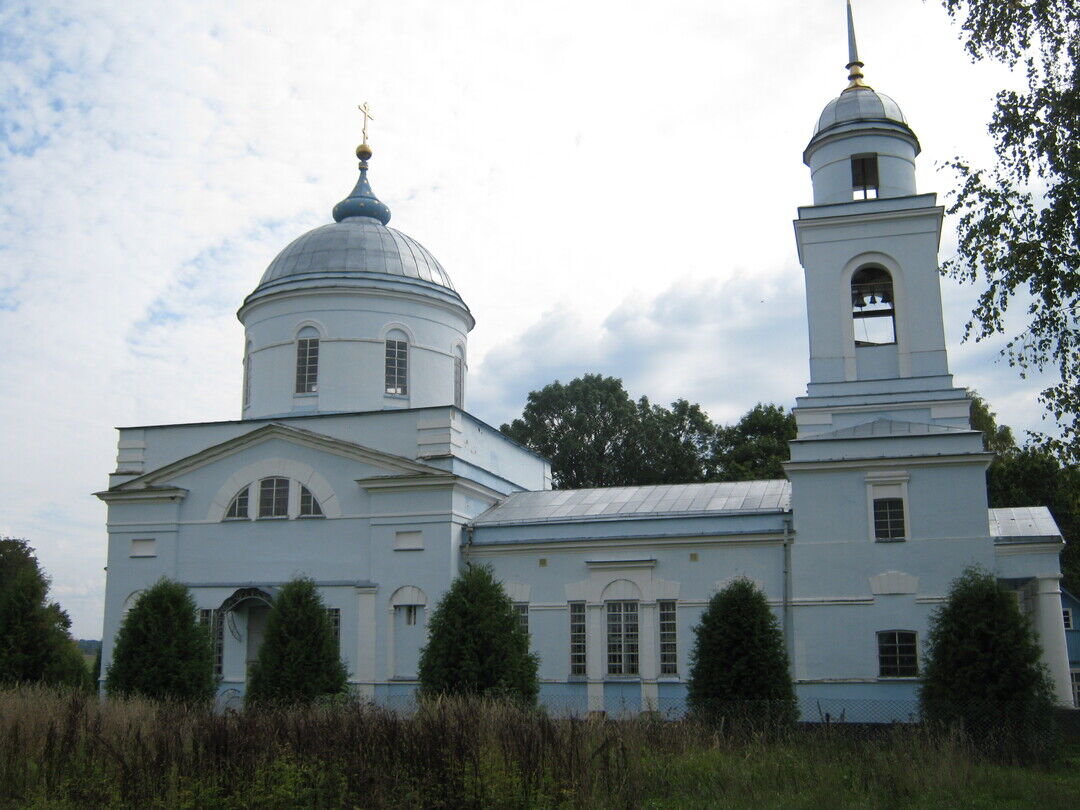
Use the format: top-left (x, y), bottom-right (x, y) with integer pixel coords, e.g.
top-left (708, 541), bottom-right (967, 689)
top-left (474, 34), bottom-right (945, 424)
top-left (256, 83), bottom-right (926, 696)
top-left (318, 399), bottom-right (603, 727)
top-left (1, 685), bottom-right (1077, 809)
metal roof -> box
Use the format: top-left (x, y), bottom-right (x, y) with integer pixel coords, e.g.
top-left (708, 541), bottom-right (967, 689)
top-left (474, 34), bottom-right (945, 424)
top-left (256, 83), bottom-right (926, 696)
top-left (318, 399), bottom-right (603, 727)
top-left (988, 507), bottom-right (1063, 543)
top-left (472, 480), bottom-right (791, 526)
top-left (815, 86), bottom-right (906, 135)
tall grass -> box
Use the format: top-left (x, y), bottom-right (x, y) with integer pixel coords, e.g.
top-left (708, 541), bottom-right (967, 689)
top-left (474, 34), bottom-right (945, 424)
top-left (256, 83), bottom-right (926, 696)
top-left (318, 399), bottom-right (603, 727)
top-left (0, 685), bottom-right (1075, 809)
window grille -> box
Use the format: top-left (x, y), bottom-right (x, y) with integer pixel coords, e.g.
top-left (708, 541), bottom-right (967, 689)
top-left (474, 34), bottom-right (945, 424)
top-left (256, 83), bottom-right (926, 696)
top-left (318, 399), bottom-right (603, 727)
top-left (606, 600), bottom-right (639, 676)
top-left (878, 630), bottom-right (917, 677)
top-left (258, 477), bottom-right (289, 518)
top-left (659, 600), bottom-right (678, 676)
top-left (851, 154), bottom-right (879, 199)
top-left (225, 487), bottom-right (249, 520)
top-left (454, 354), bottom-right (464, 408)
top-left (873, 497), bottom-right (905, 540)
top-left (514, 603), bottom-right (529, 636)
top-left (326, 608), bottom-right (340, 649)
top-left (1064, 608), bottom-right (1073, 631)
top-left (299, 485), bottom-right (323, 517)
top-left (385, 339), bottom-right (408, 395)
top-left (199, 609), bottom-right (224, 677)
top-left (295, 337), bottom-right (319, 393)
top-left (569, 602), bottom-right (586, 676)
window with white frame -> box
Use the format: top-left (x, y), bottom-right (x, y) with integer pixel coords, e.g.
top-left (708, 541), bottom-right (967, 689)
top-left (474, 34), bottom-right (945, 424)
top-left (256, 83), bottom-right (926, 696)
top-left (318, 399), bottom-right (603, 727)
top-left (299, 485), bottom-right (324, 518)
top-left (658, 600), bottom-right (678, 676)
top-left (385, 331), bottom-right (408, 396)
top-left (867, 475), bottom-right (907, 542)
top-left (514, 603), bottom-right (529, 637)
top-left (569, 602), bottom-right (586, 676)
top-left (403, 605), bottom-right (419, 626)
top-left (453, 348), bottom-right (465, 408)
top-left (606, 600), bottom-right (639, 676)
top-left (1064, 608), bottom-right (1073, 630)
top-left (225, 486), bottom-right (249, 520)
top-left (295, 327), bottom-right (319, 394)
top-left (873, 498), bottom-right (905, 540)
top-left (877, 630), bottom-right (917, 677)
top-left (199, 608), bottom-right (224, 677)
top-left (242, 342), bottom-right (252, 408)
top-left (326, 608), bottom-right (340, 649)
top-left (258, 477), bottom-right (289, 518)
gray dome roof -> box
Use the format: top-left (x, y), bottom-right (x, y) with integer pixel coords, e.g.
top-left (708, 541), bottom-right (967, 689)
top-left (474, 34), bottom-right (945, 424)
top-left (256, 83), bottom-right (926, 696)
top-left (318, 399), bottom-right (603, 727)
top-left (256, 217), bottom-right (456, 291)
top-left (814, 87), bottom-right (907, 136)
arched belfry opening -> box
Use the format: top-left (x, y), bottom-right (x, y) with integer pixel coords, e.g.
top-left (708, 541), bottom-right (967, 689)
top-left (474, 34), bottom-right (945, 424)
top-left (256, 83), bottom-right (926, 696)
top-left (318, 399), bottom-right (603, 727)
top-left (851, 266), bottom-right (895, 346)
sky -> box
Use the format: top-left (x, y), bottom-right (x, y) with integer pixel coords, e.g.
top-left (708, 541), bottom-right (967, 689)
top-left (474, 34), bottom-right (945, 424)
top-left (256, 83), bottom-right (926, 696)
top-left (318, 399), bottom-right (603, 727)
top-left (0, 0), bottom-right (1055, 638)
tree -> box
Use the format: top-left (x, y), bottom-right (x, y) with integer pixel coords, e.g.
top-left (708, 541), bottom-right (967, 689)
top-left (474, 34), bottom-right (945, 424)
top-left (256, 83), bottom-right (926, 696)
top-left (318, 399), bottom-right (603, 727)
top-left (686, 578), bottom-right (797, 726)
top-left (920, 567), bottom-right (1056, 760)
top-left (246, 578), bottom-right (347, 706)
top-left (939, 1), bottom-right (1080, 460)
top-left (105, 578), bottom-right (215, 702)
top-left (418, 564), bottom-right (538, 704)
top-left (712, 403), bottom-right (796, 481)
top-left (0, 537), bottom-right (89, 688)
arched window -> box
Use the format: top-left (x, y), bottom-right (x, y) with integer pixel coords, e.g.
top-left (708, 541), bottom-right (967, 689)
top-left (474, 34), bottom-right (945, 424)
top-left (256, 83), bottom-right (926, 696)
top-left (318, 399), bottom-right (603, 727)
top-left (453, 346), bottom-right (465, 408)
top-left (225, 486), bottom-right (250, 520)
top-left (385, 330), bottom-right (408, 396)
top-left (242, 341), bottom-right (252, 408)
top-left (298, 484), bottom-right (324, 518)
top-left (851, 266), bottom-right (895, 346)
top-left (258, 477), bottom-right (289, 518)
top-left (295, 326), bottom-right (319, 394)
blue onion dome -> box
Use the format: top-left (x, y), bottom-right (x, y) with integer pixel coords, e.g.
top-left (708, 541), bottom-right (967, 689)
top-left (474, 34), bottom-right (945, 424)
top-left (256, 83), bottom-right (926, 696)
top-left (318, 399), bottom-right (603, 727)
top-left (243, 144), bottom-right (466, 311)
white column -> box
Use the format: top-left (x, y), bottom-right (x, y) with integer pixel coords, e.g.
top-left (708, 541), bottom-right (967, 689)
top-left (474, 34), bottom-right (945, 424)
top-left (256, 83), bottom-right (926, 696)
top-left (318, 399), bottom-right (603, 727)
top-left (639, 602), bottom-right (658, 710)
top-left (1035, 574), bottom-right (1072, 706)
top-left (355, 587), bottom-right (377, 698)
top-left (586, 603), bottom-right (604, 712)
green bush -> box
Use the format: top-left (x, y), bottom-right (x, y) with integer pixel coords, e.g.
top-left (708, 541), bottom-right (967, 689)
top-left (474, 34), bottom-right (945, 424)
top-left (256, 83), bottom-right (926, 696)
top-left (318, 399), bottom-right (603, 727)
top-left (105, 578), bottom-right (215, 702)
top-left (246, 578), bottom-right (347, 706)
top-left (418, 564), bottom-right (539, 703)
top-left (686, 577), bottom-right (797, 726)
top-left (919, 566), bottom-right (1057, 760)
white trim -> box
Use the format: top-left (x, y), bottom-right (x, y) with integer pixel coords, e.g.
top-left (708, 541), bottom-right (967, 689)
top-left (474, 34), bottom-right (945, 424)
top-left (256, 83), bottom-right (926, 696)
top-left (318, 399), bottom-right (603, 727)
top-left (207, 458), bottom-right (340, 521)
top-left (292, 319), bottom-right (326, 339)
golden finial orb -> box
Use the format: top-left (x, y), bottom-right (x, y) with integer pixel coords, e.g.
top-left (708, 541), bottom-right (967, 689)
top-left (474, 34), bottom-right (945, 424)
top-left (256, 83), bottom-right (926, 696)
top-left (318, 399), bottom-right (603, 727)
top-left (356, 143), bottom-right (373, 160)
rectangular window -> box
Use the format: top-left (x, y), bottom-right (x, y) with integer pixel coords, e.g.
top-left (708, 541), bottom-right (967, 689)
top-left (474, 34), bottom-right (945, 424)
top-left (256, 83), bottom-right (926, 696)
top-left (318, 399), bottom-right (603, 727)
top-left (1064, 608), bottom-right (1073, 631)
top-left (878, 630), bottom-right (917, 677)
top-left (569, 602), bottom-right (586, 676)
top-left (658, 600), bottom-right (678, 676)
top-left (454, 355), bottom-right (464, 408)
top-left (295, 337), bottom-right (319, 394)
top-left (242, 351), bottom-right (252, 408)
top-left (199, 609), bottom-right (224, 677)
top-left (851, 154), bottom-right (879, 199)
top-left (404, 605), bottom-right (418, 626)
top-left (606, 600), bottom-right (639, 676)
top-left (385, 339), bottom-right (408, 395)
top-left (1072, 670), bottom-right (1080, 709)
top-left (873, 497), bottom-right (905, 541)
top-left (514, 603), bottom-right (529, 637)
top-left (326, 608), bottom-right (340, 650)
top-left (258, 477), bottom-right (289, 518)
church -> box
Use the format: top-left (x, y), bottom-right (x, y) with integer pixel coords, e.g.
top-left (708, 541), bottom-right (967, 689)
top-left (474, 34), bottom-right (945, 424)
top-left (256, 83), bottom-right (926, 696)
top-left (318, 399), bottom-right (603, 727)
top-left (97, 10), bottom-right (1075, 716)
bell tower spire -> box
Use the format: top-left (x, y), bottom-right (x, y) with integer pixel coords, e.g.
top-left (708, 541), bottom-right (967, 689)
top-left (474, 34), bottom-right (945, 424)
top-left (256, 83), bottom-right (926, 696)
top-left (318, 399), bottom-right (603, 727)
top-left (844, 0), bottom-right (869, 91)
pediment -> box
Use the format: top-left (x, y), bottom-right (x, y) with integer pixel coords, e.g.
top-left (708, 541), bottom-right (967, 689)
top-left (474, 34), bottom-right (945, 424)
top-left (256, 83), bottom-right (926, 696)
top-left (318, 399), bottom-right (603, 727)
top-left (109, 422), bottom-right (443, 493)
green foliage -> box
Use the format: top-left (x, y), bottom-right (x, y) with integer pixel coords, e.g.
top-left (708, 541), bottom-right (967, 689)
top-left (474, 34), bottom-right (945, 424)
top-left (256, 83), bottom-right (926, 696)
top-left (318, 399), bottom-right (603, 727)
top-left (105, 578), bottom-right (215, 702)
top-left (686, 578), bottom-right (797, 725)
top-left (939, 1), bottom-right (1080, 460)
top-left (0, 537), bottom-right (89, 688)
top-left (920, 567), bottom-right (1057, 760)
top-left (418, 564), bottom-right (539, 703)
top-left (245, 578), bottom-right (347, 706)
top-left (712, 403), bottom-right (796, 481)
top-left (501, 374), bottom-right (793, 488)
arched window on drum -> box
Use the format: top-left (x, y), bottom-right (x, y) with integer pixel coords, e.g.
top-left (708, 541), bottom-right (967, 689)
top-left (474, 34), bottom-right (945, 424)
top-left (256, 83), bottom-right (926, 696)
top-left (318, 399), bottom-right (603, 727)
top-left (851, 266), bottom-right (895, 346)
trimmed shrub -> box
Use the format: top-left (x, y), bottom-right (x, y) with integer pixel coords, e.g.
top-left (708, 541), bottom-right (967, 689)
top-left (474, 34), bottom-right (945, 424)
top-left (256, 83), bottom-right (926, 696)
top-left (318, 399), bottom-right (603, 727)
top-left (105, 578), bottom-right (215, 701)
top-left (418, 564), bottom-right (539, 704)
top-left (920, 566), bottom-right (1057, 760)
top-left (246, 578), bottom-right (347, 706)
top-left (686, 577), bottom-right (797, 726)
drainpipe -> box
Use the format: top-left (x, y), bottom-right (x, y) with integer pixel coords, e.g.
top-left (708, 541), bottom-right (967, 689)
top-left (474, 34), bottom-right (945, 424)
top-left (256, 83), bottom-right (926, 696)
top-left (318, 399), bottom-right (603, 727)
top-left (782, 515), bottom-right (794, 676)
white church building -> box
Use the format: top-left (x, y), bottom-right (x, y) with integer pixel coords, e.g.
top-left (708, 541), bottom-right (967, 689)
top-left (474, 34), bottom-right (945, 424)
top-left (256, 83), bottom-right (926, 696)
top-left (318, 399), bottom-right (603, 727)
top-left (97, 14), bottom-right (1074, 716)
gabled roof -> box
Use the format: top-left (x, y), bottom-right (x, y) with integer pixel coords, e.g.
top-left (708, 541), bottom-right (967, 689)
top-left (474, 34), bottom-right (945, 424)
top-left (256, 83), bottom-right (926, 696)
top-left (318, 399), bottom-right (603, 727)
top-left (472, 480), bottom-right (791, 527)
top-left (989, 506), bottom-right (1063, 544)
top-left (104, 422), bottom-right (443, 493)
top-left (796, 418), bottom-right (972, 441)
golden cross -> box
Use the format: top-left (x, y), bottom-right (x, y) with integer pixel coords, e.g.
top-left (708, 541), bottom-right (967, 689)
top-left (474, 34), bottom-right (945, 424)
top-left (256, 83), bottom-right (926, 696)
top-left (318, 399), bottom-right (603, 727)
top-left (357, 102), bottom-right (375, 145)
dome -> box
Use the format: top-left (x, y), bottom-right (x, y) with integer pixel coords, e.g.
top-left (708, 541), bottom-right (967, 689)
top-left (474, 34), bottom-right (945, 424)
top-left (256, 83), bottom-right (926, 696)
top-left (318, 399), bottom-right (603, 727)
top-left (813, 86), bottom-right (907, 138)
top-left (255, 217), bottom-right (457, 293)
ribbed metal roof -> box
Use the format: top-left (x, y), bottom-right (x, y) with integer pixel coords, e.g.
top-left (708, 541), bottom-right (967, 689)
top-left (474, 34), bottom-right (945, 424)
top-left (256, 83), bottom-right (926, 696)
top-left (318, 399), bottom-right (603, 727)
top-left (989, 507), bottom-right (1062, 542)
top-left (473, 480), bottom-right (791, 526)
top-left (815, 87), bottom-right (906, 136)
top-left (256, 217), bottom-right (456, 292)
